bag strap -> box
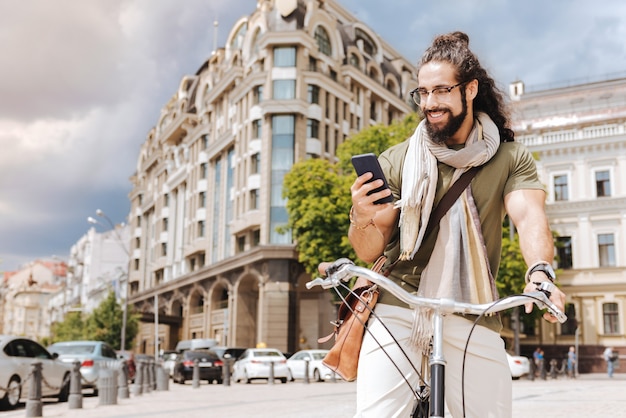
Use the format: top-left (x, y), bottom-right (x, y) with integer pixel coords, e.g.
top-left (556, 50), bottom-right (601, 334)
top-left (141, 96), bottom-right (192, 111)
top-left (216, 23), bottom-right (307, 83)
top-left (424, 166), bottom-right (480, 238)
top-left (376, 166), bottom-right (480, 276)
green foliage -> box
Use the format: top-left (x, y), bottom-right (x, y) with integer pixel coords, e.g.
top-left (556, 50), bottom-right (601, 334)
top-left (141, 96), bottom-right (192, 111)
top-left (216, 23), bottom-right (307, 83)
top-left (282, 114), bottom-right (420, 275)
top-left (50, 291), bottom-right (139, 350)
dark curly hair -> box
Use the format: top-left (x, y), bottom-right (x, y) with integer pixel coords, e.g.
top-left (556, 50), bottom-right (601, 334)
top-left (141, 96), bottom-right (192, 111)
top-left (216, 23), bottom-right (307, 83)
top-left (418, 31), bottom-right (514, 142)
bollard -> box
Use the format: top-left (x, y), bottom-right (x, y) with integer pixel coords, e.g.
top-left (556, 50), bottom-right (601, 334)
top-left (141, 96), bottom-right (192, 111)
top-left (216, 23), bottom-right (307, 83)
top-left (145, 360), bottom-right (154, 392)
top-left (268, 361), bottom-right (274, 385)
top-left (303, 359), bottom-right (310, 384)
top-left (141, 361), bottom-right (151, 394)
top-left (223, 358), bottom-right (231, 387)
top-left (539, 359), bottom-right (547, 380)
top-left (98, 368), bottom-right (118, 406)
top-left (118, 361), bottom-right (130, 399)
top-left (151, 360), bottom-right (157, 390)
top-left (192, 358), bottom-right (200, 388)
top-left (69, 360), bottom-right (83, 409)
top-left (156, 365), bottom-right (169, 391)
top-left (25, 361), bottom-right (43, 418)
top-left (527, 360), bottom-right (535, 381)
top-left (549, 359), bottom-right (557, 379)
top-left (133, 360), bottom-right (143, 396)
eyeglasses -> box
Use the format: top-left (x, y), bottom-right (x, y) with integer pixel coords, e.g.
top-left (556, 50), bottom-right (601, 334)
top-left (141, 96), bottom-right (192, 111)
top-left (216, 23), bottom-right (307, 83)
top-left (409, 81), bottom-right (467, 105)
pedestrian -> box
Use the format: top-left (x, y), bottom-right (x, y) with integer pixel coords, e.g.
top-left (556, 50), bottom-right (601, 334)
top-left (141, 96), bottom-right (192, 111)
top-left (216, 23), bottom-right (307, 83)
top-left (603, 346), bottom-right (618, 378)
top-left (567, 346), bottom-right (576, 378)
top-left (346, 31), bottom-right (566, 417)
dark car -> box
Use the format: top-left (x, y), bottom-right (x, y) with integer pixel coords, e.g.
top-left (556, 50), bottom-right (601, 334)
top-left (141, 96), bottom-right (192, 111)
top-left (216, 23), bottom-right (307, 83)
top-left (172, 349), bottom-right (223, 384)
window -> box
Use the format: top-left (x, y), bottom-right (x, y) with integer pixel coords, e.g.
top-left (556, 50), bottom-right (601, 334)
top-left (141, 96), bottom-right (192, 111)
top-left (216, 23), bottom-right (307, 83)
top-left (370, 100), bottom-right (377, 121)
top-left (554, 174), bottom-right (568, 201)
top-left (250, 189), bottom-right (259, 210)
top-left (252, 229), bottom-right (260, 246)
top-left (198, 220), bottom-right (205, 238)
top-left (603, 303), bottom-right (619, 335)
top-left (349, 53), bottom-right (359, 68)
top-left (273, 46), bottom-right (296, 67)
top-left (199, 192), bottom-right (206, 208)
top-left (595, 170), bottom-right (611, 197)
top-left (253, 85), bottom-right (263, 104)
top-left (251, 153), bottom-right (260, 174)
top-left (161, 243), bottom-right (167, 256)
top-left (164, 193), bottom-right (169, 206)
top-left (162, 218), bottom-right (168, 232)
top-left (556, 236), bottom-right (572, 269)
top-left (560, 304), bottom-right (578, 335)
top-left (201, 134), bottom-right (209, 149)
top-left (308, 57), bottom-right (317, 71)
top-left (270, 115), bottom-right (294, 244)
top-left (273, 80), bottom-right (296, 100)
top-left (314, 26), bottom-right (331, 56)
top-left (237, 236), bottom-right (246, 253)
top-left (330, 69), bottom-right (337, 81)
top-left (307, 119), bottom-right (319, 138)
top-left (135, 237), bottom-right (140, 249)
top-left (252, 119), bottom-right (262, 138)
top-left (307, 85), bottom-right (319, 104)
top-left (200, 163), bottom-right (207, 179)
top-left (598, 233), bottom-right (615, 267)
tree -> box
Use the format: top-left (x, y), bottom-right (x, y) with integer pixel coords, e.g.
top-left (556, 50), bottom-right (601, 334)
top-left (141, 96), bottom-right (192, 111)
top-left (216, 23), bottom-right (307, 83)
top-left (50, 291), bottom-right (139, 350)
top-left (85, 291), bottom-right (139, 350)
top-left (281, 114), bottom-right (420, 275)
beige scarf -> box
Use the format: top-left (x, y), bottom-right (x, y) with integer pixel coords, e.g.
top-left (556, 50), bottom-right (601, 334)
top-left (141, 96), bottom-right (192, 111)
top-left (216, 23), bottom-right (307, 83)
top-left (395, 112), bottom-right (500, 351)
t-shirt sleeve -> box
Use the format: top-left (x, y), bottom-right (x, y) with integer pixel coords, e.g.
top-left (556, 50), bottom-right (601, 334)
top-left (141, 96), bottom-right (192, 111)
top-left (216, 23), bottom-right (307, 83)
top-left (503, 143), bottom-right (545, 197)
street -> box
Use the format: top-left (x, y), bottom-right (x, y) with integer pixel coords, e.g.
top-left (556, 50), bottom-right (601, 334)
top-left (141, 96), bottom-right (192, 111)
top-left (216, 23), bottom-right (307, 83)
top-left (0, 373), bottom-right (624, 417)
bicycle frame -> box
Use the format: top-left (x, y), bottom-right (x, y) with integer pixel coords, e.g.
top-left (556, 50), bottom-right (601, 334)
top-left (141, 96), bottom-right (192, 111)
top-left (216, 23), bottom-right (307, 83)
top-left (307, 260), bottom-right (567, 418)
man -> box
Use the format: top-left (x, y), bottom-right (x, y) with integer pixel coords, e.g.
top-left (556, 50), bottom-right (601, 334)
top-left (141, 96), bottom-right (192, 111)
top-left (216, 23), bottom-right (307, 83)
top-left (348, 32), bottom-right (566, 417)
top-left (603, 346), bottom-right (616, 378)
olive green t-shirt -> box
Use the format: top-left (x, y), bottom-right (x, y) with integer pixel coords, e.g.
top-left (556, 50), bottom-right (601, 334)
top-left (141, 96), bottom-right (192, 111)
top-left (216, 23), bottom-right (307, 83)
top-left (378, 139), bottom-right (544, 311)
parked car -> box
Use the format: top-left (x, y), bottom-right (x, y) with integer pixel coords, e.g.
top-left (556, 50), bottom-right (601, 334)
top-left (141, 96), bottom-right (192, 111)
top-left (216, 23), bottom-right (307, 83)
top-left (286, 349), bottom-right (337, 382)
top-left (232, 348), bottom-right (289, 384)
top-left (0, 335), bottom-right (72, 409)
top-left (115, 350), bottom-right (136, 381)
top-left (161, 352), bottom-right (178, 377)
top-left (47, 340), bottom-right (121, 392)
top-left (507, 352), bottom-right (531, 379)
top-left (172, 349), bottom-right (223, 384)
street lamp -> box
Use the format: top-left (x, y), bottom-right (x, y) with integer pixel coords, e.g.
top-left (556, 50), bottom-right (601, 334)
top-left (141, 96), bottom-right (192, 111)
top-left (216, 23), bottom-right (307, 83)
top-left (88, 209), bottom-right (130, 351)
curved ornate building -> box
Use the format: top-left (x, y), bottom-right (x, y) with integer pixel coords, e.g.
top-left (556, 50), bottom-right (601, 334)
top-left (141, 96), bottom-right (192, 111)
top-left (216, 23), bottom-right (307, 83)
top-left (127, 0), bottom-right (417, 355)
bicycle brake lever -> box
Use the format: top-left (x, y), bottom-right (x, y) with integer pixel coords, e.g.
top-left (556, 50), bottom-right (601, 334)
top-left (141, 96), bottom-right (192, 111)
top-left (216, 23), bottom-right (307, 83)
top-left (530, 290), bottom-right (568, 323)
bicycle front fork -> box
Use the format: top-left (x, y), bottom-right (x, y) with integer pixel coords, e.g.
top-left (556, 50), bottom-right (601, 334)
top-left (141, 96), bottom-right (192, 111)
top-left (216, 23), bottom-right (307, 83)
top-left (430, 311), bottom-right (445, 418)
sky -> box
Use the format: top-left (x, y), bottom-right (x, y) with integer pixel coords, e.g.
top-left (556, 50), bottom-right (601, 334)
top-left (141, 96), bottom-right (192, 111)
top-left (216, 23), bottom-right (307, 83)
top-left (1, 0), bottom-right (626, 272)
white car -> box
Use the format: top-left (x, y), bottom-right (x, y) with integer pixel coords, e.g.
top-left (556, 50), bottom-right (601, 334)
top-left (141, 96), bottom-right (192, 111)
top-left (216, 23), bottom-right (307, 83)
top-left (506, 352), bottom-right (530, 379)
top-left (286, 349), bottom-right (337, 381)
top-left (232, 348), bottom-right (289, 384)
top-left (0, 335), bottom-right (73, 409)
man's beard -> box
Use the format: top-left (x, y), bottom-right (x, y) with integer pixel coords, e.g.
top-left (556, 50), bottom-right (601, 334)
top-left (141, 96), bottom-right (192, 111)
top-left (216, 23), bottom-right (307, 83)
top-left (423, 99), bottom-right (468, 144)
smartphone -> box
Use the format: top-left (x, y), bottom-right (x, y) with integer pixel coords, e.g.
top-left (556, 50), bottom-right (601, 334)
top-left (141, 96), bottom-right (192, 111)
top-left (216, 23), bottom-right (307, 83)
top-left (351, 153), bottom-right (393, 204)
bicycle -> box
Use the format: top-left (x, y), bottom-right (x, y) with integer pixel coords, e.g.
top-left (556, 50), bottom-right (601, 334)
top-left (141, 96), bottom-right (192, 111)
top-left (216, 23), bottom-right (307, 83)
top-left (306, 258), bottom-right (567, 418)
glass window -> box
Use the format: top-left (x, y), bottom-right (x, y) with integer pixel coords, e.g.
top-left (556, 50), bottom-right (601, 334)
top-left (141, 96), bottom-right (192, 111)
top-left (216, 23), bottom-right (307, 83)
top-left (200, 163), bottom-right (207, 179)
top-left (598, 233), bottom-right (615, 267)
top-left (603, 302), bottom-right (619, 335)
top-left (251, 153), bottom-right (260, 174)
top-left (273, 80), bottom-right (296, 100)
top-left (252, 119), bottom-right (262, 138)
top-left (273, 46), bottom-right (296, 67)
top-left (556, 236), bottom-right (572, 269)
top-left (554, 174), bottom-right (568, 201)
top-left (161, 242), bottom-right (167, 256)
top-left (350, 53), bottom-right (359, 68)
top-left (307, 84), bottom-right (319, 104)
top-left (308, 56), bottom-right (317, 71)
top-left (250, 189), bottom-right (259, 210)
top-left (595, 170), bottom-right (611, 197)
top-left (202, 134), bottom-right (208, 149)
top-left (163, 218), bottom-right (169, 231)
top-left (253, 85), bottom-right (263, 104)
top-left (560, 304), bottom-right (578, 335)
top-left (252, 229), bottom-right (260, 246)
top-left (198, 220), bottom-right (205, 237)
top-left (314, 26), bottom-right (331, 56)
top-left (270, 115), bottom-right (294, 244)
top-left (307, 119), bottom-right (319, 138)
top-left (199, 192), bottom-right (206, 208)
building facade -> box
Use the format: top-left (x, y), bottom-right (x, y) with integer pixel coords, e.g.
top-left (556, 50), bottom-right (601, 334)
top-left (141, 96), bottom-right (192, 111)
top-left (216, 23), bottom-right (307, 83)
top-left (510, 77), bottom-right (626, 370)
top-left (127, 0), bottom-right (417, 356)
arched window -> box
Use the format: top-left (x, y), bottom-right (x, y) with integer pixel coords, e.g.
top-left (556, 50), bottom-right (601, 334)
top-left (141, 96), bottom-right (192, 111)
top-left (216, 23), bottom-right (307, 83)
top-left (230, 22), bottom-right (248, 50)
top-left (314, 26), bottom-right (331, 56)
top-left (349, 53), bottom-right (360, 69)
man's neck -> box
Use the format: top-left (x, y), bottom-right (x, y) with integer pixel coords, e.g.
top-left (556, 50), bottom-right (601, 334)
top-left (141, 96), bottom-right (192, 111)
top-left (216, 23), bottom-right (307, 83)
top-left (445, 113), bottom-right (475, 146)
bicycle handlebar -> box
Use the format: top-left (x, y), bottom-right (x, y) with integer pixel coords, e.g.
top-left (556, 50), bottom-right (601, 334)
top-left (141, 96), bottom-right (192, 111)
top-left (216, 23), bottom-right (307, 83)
top-left (306, 259), bottom-right (567, 323)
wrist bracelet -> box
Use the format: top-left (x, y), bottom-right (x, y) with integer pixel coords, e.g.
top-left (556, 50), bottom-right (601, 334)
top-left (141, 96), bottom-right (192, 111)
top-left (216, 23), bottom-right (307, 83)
top-left (349, 206), bottom-right (375, 230)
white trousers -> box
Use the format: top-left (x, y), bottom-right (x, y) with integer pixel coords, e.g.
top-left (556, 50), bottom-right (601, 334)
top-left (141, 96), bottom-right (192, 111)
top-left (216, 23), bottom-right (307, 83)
top-left (355, 304), bottom-right (512, 418)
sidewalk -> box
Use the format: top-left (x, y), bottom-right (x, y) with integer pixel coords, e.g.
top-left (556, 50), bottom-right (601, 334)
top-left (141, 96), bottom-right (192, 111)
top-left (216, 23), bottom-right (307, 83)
top-left (1, 374), bottom-right (624, 418)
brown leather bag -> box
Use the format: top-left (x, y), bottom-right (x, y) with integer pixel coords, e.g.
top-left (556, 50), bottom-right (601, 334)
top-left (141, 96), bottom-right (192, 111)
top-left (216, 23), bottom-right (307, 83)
top-left (318, 256), bottom-right (387, 381)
